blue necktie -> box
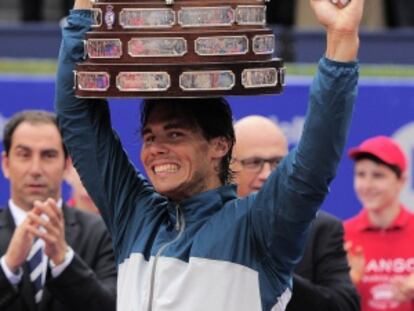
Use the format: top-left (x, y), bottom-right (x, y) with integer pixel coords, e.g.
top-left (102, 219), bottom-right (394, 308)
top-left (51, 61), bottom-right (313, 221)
top-left (27, 239), bottom-right (44, 303)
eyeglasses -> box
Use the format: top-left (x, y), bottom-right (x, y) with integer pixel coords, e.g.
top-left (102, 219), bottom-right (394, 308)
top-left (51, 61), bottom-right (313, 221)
top-left (235, 156), bottom-right (284, 173)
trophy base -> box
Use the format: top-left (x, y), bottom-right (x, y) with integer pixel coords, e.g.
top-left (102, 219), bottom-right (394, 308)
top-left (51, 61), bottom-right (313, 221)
top-left (75, 59), bottom-right (285, 98)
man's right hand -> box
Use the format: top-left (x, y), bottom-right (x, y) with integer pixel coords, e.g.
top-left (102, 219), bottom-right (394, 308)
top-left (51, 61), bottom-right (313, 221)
top-left (4, 217), bottom-right (36, 273)
top-left (310, 0), bottom-right (365, 62)
top-left (74, 0), bottom-right (92, 10)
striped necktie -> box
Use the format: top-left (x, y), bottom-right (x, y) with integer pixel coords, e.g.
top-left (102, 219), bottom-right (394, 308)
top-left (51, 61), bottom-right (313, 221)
top-left (27, 238), bottom-right (44, 303)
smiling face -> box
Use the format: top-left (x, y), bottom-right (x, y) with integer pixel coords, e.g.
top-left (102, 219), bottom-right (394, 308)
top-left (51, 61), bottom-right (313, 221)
top-left (1, 121), bottom-right (68, 211)
top-left (140, 105), bottom-right (228, 202)
top-left (354, 159), bottom-right (405, 213)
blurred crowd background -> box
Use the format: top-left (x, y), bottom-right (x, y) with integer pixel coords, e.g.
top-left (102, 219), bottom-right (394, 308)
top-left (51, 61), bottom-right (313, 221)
top-left (1, 0), bottom-right (414, 64)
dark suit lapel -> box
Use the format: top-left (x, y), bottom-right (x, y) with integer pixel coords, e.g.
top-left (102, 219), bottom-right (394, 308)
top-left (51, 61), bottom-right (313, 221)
top-left (22, 264), bottom-right (38, 311)
top-left (0, 206), bottom-right (37, 311)
top-left (0, 207), bottom-right (14, 255)
top-left (38, 269), bottom-right (52, 311)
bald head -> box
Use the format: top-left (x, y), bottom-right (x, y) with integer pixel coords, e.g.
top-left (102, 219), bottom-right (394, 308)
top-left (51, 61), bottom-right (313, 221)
top-left (234, 116), bottom-right (288, 157)
top-left (232, 115), bottom-right (288, 196)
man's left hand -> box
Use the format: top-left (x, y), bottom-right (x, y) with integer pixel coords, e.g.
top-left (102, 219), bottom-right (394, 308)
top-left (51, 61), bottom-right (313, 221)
top-left (391, 273), bottom-right (414, 303)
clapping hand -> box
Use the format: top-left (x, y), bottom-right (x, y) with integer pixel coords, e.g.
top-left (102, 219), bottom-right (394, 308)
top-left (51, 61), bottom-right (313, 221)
top-left (344, 241), bottom-right (365, 284)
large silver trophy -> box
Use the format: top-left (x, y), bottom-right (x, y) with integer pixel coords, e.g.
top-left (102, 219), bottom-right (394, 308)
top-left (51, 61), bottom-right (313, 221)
top-left (74, 0), bottom-right (285, 98)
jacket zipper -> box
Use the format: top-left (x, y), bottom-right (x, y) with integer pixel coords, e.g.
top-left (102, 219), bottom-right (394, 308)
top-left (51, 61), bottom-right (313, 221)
top-left (147, 204), bottom-right (185, 311)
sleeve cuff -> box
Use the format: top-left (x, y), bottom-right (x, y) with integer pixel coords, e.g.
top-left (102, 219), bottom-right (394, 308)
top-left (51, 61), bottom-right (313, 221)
top-left (1, 256), bottom-right (23, 285)
top-left (50, 247), bottom-right (75, 278)
top-left (321, 56), bottom-right (359, 68)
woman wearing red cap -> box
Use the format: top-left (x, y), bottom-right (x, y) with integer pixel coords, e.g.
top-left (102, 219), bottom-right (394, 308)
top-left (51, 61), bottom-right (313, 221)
top-left (344, 135), bottom-right (414, 311)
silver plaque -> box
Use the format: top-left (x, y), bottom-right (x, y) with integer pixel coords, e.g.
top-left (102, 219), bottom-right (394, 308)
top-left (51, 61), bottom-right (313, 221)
top-left (91, 8), bottom-right (102, 28)
top-left (116, 72), bottom-right (171, 91)
top-left (252, 34), bottom-right (275, 55)
top-left (195, 36), bottom-right (248, 56)
top-left (128, 37), bottom-right (187, 57)
top-left (178, 7), bottom-right (234, 27)
top-left (77, 72), bottom-right (110, 91)
top-left (242, 68), bottom-right (278, 88)
top-left (236, 6), bottom-right (266, 25)
top-left (179, 70), bottom-right (235, 91)
top-left (119, 8), bottom-right (175, 29)
top-left (86, 39), bottom-right (122, 59)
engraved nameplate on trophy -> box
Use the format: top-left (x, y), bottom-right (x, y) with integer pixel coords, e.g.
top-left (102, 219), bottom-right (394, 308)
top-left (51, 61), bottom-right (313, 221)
top-left (252, 34), bottom-right (274, 54)
top-left (128, 37), bottom-right (187, 57)
top-left (116, 72), bottom-right (171, 91)
top-left (120, 8), bottom-right (175, 29)
top-left (235, 5), bottom-right (266, 25)
top-left (76, 72), bottom-right (110, 91)
top-left (86, 39), bottom-right (123, 58)
top-left (178, 6), bottom-right (234, 27)
top-left (241, 68), bottom-right (277, 88)
top-left (179, 70), bottom-right (235, 91)
top-left (195, 36), bottom-right (248, 56)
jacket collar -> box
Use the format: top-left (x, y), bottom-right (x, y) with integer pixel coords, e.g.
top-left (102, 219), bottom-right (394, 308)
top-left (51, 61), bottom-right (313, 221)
top-left (166, 184), bottom-right (238, 225)
top-left (0, 206), bottom-right (15, 228)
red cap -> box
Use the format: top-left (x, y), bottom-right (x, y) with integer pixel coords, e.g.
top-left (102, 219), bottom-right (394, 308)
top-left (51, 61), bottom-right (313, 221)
top-left (348, 136), bottom-right (407, 172)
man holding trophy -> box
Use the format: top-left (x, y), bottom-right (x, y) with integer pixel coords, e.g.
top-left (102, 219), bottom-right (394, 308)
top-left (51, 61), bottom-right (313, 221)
top-left (53, 0), bottom-right (364, 310)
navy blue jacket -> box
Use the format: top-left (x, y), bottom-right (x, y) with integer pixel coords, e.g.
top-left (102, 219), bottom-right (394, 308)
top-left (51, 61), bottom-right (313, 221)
top-left (55, 10), bottom-right (358, 311)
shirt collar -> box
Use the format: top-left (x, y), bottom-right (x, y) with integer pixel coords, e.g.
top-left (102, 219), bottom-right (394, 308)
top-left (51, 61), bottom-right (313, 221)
top-left (9, 199), bottom-right (63, 226)
top-left (355, 205), bottom-right (411, 231)
top-left (166, 184), bottom-right (237, 225)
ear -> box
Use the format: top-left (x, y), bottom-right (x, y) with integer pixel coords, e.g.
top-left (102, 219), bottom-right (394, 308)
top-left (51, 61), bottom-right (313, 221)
top-left (398, 171), bottom-right (408, 188)
top-left (211, 137), bottom-right (231, 159)
top-left (1, 151), bottom-right (10, 179)
top-left (229, 158), bottom-right (241, 174)
top-left (63, 156), bottom-right (73, 179)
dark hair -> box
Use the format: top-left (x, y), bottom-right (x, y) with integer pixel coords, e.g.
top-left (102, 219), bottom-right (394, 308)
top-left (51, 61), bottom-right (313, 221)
top-left (354, 153), bottom-right (402, 178)
top-left (3, 110), bottom-right (68, 158)
top-left (140, 98), bottom-right (235, 185)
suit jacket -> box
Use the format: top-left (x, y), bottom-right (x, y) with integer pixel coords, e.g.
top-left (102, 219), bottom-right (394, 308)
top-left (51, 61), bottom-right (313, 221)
top-left (286, 211), bottom-right (360, 311)
top-left (0, 204), bottom-right (116, 311)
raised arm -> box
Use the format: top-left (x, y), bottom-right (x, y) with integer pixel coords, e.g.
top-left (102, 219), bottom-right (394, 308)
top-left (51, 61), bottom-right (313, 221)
top-left (54, 0), bottom-right (154, 249)
top-left (249, 0), bottom-right (364, 286)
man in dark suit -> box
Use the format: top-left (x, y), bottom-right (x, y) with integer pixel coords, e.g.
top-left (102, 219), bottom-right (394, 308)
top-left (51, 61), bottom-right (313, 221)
top-left (232, 115), bottom-right (360, 311)
top-left (0, 110), bottom-right (116, 311)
